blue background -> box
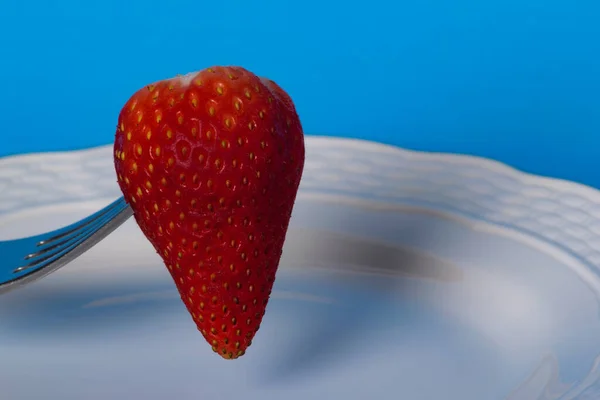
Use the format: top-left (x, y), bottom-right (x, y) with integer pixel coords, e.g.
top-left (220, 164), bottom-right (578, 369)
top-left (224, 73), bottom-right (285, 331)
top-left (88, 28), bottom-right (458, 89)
top-left (1, 0), bottom-right (599, 186)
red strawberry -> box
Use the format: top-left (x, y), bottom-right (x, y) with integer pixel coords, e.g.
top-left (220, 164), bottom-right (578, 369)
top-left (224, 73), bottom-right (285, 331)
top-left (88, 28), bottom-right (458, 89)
top-left (113, 66), bottom-right (305, 359)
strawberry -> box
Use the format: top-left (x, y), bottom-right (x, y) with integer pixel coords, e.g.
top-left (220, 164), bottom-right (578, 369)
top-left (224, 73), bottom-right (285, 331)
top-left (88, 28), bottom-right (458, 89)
top-left (113, 66), bottom-right (305, 359)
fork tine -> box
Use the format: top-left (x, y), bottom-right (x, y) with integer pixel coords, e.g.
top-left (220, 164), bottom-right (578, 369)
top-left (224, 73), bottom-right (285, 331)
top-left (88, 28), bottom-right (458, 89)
top-left (35, 197), bottom-right (125, 248)
top-left (13, 198), bottom-right (130, 273)
top-left (20, 198), bottom-right (125, 264)
top-left (14, 208), bottom-right (123, 272)
top-left (0, 197), bottom-right (133, 295)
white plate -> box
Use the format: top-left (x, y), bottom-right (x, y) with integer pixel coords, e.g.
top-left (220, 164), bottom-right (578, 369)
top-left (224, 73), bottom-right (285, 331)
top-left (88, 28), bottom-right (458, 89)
top-left (2, 137), bottom-right (600, 400)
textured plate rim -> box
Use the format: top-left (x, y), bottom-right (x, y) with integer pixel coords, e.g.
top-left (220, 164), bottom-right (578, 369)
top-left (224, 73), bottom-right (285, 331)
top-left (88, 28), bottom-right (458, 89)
top-left (2, 135), bottom-right (600, 274)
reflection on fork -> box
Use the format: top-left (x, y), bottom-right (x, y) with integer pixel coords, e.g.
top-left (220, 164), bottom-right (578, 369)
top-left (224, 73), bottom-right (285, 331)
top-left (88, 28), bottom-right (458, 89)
top-left (0, 197), bottom-right (133, 296)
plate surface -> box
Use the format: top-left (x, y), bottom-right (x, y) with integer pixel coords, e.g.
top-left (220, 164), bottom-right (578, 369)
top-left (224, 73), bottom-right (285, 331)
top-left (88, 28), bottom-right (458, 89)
top-left (2, 137), bottom-right (600, 399)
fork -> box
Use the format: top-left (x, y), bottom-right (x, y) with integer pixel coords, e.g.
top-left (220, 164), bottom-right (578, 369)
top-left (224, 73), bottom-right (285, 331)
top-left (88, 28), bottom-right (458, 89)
top-left (0, 197), bottom-right (133, 296)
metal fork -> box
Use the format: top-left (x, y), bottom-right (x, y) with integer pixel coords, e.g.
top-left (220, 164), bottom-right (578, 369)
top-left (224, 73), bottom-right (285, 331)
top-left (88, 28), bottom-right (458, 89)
top-left (0, 197), bottom-right (133, 296)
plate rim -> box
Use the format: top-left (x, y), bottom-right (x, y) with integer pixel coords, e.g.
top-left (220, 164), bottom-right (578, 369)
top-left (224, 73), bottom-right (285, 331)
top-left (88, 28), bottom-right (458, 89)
top-left (3, 135), bottom-right (600, 273)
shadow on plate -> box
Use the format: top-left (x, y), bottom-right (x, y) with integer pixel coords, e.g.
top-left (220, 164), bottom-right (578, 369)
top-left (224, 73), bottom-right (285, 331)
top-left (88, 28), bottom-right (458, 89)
top-left (254, 228), bottom-right (463, 383)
